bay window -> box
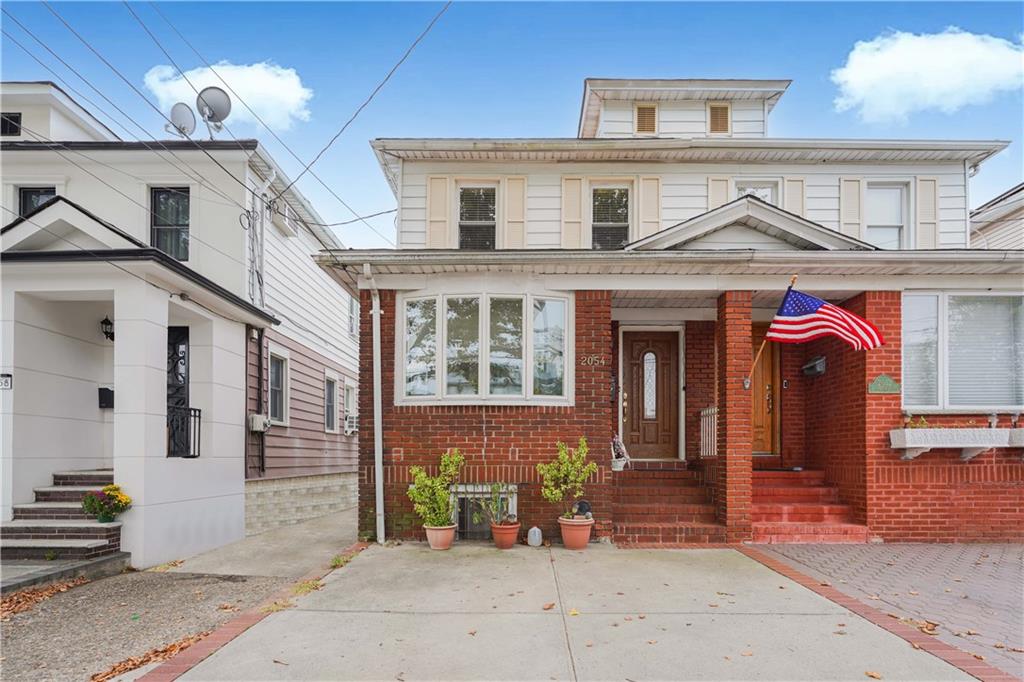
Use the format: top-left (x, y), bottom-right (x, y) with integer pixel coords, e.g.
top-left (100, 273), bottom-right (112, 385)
top-left (903, 293), bottom-right (1023, 411)
top-left (401, 292), bottom-right (570, 402)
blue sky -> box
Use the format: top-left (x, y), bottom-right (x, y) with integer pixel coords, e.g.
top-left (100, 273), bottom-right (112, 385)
top-left (3, 2), bottom-right (1022, 248)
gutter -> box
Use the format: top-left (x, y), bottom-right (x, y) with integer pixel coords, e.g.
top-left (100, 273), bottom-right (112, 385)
top-left (363, 263), bottom-right (386, 544)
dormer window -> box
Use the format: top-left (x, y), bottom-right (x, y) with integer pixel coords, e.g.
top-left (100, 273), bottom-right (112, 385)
top-left (634, 104), bottom-right (657, 135)
top-left (1, 112), bottom-right (21, 136)
top-left (592, 186), bottom-right (630, 250)
top-left (708, 102), bottom-right (731, 134)
top-left (458, 185), bottom-right (496, 250)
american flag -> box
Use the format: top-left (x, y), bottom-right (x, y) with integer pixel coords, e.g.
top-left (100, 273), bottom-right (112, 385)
top-left (766, 288), bottom-right (884, 351)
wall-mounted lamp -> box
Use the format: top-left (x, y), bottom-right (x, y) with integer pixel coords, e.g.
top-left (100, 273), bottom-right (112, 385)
top-left (100, 317), bottom-right (114, 342)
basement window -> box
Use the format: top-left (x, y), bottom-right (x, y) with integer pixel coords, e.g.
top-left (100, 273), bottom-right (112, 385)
top-left (452, 484), bottom-right (518, 540)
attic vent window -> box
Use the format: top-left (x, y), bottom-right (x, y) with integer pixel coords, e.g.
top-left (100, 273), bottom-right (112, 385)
top-left (635, 105), bottom-right (657, 134)
top-left (1, 112), bottom-right (21, 136)
top-left (708, 103), bottom-right (730, 134)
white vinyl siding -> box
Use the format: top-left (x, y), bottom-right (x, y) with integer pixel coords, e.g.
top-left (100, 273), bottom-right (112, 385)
top-left (903, 292), bottom-right (1024, 411)
top-left (596, 100), bottom-right (766, 139)
top-left (396, 162), bottom-right (970, 249)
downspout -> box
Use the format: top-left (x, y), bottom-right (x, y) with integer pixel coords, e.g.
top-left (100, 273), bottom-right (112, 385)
top-left (364, 263), bottom-right (385, 543)
top-left (257, 169), bottom-right (275, 308)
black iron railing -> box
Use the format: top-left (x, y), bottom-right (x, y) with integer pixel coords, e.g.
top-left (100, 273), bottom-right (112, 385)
top-left (167, 406), bottom-right (201, 458)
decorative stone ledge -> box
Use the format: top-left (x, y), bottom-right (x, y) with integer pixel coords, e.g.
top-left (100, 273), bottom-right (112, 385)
top-left (889, 428), bottom-right (1020, 461)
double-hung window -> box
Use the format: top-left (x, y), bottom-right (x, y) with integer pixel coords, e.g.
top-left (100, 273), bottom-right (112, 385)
top-left (865, 184), bottom-right (906, 250)
top-left (151, 187), bottom-right (190, 261)
top-left (18, 186), bottom-right (56, 215)
top-left (324, 372), bottom-right (338, 433)
top-left (400, 292), bottom-right (570, 402)
top-left (458, 185), bottom-right (497, 250)
top-left (903, 292), bottom-right (1023, 411)
top-left (591, 186), bottom-right (630, 250)
top-left (268, 348), bottom-right (289, 425)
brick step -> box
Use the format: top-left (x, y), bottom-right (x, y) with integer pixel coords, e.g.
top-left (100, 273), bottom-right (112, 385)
top-left (612, 503), bottom-right (717, 524)
top-left (615, 489), bottom-right (711, 504)
top-left (1, 520), bottom-right (122, 542)
top-left (613, 521), bottom-right (727, 545)
top-left (52, 469), bottom-right (114, 486)
top-left (624, 460), bottom-right (693, 471)
top-left (12, 502), bottom-right (91, 520)
top-left (0, 538), bottom-right (117, 560)
top-left (752, 503), bottom-right (854, 523)
top-left (752, 486), bottom-right (839, 504)
top-left (751, 522), bottom-right (869, 544)
top-left (752, 470), bottom-right (826, 486)
top-left (32, 485), bottom-right (103, 503)
top-left (613, 470), bottom-right (699, 481)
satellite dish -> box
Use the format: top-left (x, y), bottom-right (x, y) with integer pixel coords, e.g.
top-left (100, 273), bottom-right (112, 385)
top-left (197, 86), bottom-right (231, 123)
top-left (165, 102), bottom-right (196, 138)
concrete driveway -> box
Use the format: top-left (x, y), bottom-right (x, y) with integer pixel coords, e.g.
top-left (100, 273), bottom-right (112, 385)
top-left (177, 543), bottom-right (972, 681)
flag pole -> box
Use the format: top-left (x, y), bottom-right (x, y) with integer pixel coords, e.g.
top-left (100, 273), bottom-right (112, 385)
top-left (746, 275), bottom-right (798, 389)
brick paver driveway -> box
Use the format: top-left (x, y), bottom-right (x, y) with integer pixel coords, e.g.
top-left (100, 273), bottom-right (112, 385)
top-left (761, 544), bottom-right (1024, 679)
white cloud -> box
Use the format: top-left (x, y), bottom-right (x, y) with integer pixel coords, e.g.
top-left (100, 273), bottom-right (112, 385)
top-left (144, 61), bottom-right (313, 131)
top-left (831, 28), bottom-right (1024, 124)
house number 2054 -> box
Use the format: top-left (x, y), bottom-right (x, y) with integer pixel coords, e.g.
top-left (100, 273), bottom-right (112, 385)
top-left (579, 355), bottom-right (606, 366)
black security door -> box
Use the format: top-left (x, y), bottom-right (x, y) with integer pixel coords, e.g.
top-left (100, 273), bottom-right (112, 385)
top-left (167, 326), bottom-right (190, 456)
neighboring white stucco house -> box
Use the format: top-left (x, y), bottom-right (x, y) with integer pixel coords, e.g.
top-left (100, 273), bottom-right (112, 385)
top-left (971, 183), bottom-right (1024, 250)
top-left (1, 82), bottom-right (359, 568)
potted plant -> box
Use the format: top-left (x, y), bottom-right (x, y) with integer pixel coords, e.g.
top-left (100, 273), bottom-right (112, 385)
top-left (536, 437), bottom-right (598, 550)
top-left (472, 483), bottom-right (520, 549)
top-left (407, 449), bottom-right (464, 550)
top-left (81, 484), bottom-right (132, 523)
top-left (610, 434), bottom-right (630, 472)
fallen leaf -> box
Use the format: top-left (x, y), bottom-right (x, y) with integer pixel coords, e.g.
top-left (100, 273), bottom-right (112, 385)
top-left (834, 630), bottom-right (847, 636)
top-left (217, 603), bottom-right (238, 612)
top-left (89, 630), bottom-right (212, 681)
top-left (944, 588), bottom-right (951, 593)
top-left (723, 656), bottom-right (731, 661)
top-left (865, 672), bottom-right (882, 680)
top-left (1, 577), bottom-right (89, 621)
top-left (1009, 647), bottom-right (1024, 653)
top-left (585, 641), bottom-right (593, 648)
top-left (624, 616), bottom-right (633, 621)
top-left (911, 643), bottom-right (921, 650)
top-left (838, 623), bottom-right (846, 627)
top-left (647, 640), bottom-right (657, 645)
top-left (973, 654), bottom-right (985, 661)
top-left (741, 651), bottom-right (753, 657)
top-left (778, 585), bottom-right (786, 590)
top-left (820, 582), bottom-right (832, 587)
top-left (616, 592), bottom-right (624, 596)
top-left (273, 659), bottom-right (289, 666)
top-left (908, 591), bottom-right (919, 596)
top-left (467, 630), bottom-right (477, 636)
top-left (966, 629), bottom-right (979, 636)
top-left (638, 614), bottom-right (646, 620)
top-left (994, 643), bottom-right (1005, 649)
top-left (867, 595), bottom-right (881, 600)
top-left (569, 608), bottom-right (579, 616)
top-left (542, 603), bottom-right (555, 611)
top-left (716, 591), bottom-right (734, 596)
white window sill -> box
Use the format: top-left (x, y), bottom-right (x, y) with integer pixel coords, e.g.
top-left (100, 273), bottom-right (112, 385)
top-left (902, 408), bottom-right (1023, 416)
top-left (395, 397), bottom-right (574, 408)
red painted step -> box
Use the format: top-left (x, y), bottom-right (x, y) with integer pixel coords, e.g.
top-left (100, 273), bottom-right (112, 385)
top-left (752, 503), bottom-right (854, 523)
top-left (752, 470), bottom-right (826, 486)
top-left (752, 522), bottom-right (869, 544)
top-left (613, 521), bottom-right (727, 545)
top-left (612, 502), bottom-right (717, 524)
top-left (753, 486), bottom-right (840, 504)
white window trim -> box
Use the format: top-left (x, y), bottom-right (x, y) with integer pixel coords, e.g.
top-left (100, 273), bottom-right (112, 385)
top-left (453, 178), bottom-right (501, 249)
top-left (3, 177), bottom-right (67, 217)
top-left (395, 288), bottom-right (575, 407)
top-left (324, 369), bottom-right (340, 434)
top-left (268, 342), bottom-right (291, 427)
top-left (902, 290), bottom-right (1024, 414)
top-left (348, 296), bottom-right (359, 336)
top-left (343, 378), bottom-right (357, 417)
top-left (865, 179), bottom-right (915, 249)
top-left (732, 177), bottom-right (783, 206)
top-left (706, 101), bottom-right (732, 136)
top-left (633, 102), bottom-right (658, 136)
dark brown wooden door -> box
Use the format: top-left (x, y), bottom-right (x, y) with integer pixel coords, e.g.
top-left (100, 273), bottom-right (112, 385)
top-left (751, 324), bottom-right (779, 454)
top-left (622, 332), bottom-right (679, 459)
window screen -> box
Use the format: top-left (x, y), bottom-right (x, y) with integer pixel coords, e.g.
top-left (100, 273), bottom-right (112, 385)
top-left (458, 187), bottom-right (496, 250)
top-left (592, 187), bottom-right (629, 250)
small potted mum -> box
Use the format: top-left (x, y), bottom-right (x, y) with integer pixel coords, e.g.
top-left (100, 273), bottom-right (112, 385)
top-left (473, 482), bottom-right (520, 550)
top-left (407, 449), bottom-right (464, 550)
top-left (537, 437), bottom-right (598, 550)
top-left (82, 484), bottom-right (132, 523)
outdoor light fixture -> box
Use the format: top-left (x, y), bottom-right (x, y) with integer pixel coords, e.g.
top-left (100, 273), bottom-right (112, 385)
top-left (100, 316), bottom-right (114, 342)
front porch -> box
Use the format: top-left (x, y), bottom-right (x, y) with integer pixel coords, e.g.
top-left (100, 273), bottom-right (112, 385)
top-left (609, 288), bottom-right (881, 544)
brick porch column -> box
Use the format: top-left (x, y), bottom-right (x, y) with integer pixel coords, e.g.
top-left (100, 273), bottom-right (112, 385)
top-left (716, 291), bottom-right (753, 542)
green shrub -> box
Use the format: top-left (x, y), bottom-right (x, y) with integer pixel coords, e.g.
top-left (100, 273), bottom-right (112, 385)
top-left (472, 482), bottom-right (517, 526)
top-left (536, 437), bottom-right (597, 519)
top-left (407, 449), bottom-right (465, 527)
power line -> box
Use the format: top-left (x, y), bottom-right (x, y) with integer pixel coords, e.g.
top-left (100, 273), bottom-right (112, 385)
top-left (146, 1), bottom-right (399, 247)
top-left (273, 1), bottom-right (452, 200)
top-left (0, 13), bottom-right (245, 209)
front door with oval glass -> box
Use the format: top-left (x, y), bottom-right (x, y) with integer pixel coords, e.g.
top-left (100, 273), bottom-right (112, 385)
top-left (622, 331), bottom-right (679, 459)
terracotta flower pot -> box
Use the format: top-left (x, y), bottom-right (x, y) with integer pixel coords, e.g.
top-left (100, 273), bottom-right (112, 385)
top-left (558, 516), bottom-right (594, 550)
top-left (423, 524), bottom-right (457, 550)
top-left (490, 522), bottom-right (521, 550)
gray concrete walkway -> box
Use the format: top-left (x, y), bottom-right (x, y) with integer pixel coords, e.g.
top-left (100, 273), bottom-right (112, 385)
top-left (167, 507), bottom-right (357, 579)
top-left (181, 544), bottom-right (971, 681)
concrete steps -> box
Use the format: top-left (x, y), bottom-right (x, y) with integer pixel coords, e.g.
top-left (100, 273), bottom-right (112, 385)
top-left (4, 469), bottom-right (123, 560)
top-left (750, 471), bottom-right (868, 544)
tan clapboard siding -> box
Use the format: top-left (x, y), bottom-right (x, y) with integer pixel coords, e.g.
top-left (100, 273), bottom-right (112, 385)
top-left (916, 176), bottom-right (939, 249)
top-left (839, 177), bottom-right (863, 238)
top-left (426, 175), bottom-right (450, 248)
top-left (561, 176), bottom-right (584, 248)
top-left (503, 176), bottom-right (527, 249)
top-left (635, 104), bottom-right (657, 134)
top-left (707, 176), bottom-right (730, 210)
top-left (784, 177), bottom-right (806, 216)
top-left (638, 175), bottom-right (661, 238)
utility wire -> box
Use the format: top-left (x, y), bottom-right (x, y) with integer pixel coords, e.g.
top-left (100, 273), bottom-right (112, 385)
top-left (146, 1), bottom-right (399, 247)
top-left (273, 0), bottom-right (452, 200)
